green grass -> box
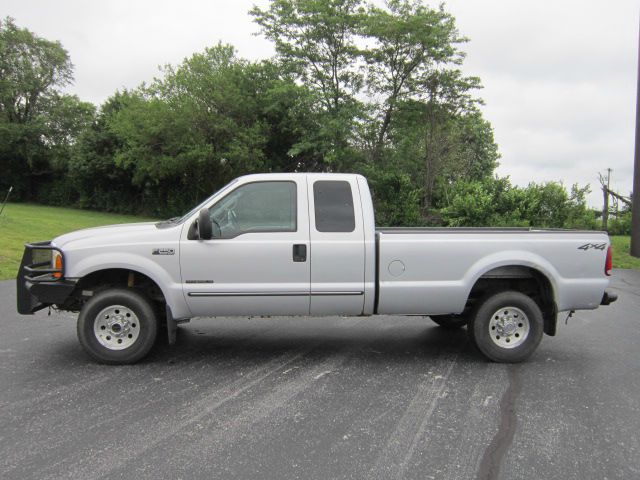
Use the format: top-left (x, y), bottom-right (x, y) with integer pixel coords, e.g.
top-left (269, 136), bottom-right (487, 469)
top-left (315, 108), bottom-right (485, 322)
top-left (611, 236), bottom-right (640, 270)
top-left (0, 203), bottom-right (155, 280)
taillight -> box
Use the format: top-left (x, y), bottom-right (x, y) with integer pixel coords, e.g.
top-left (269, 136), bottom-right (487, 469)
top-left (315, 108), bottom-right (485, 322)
top-left (605, 245), bottom-right (612, 276)
top-left (53, 252), bottom-right (63, 278)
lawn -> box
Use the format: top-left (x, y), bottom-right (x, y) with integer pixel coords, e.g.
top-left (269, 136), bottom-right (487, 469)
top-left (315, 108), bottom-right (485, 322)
top-left (0, 203), bottom-right (154, 280)
top-left (610, 235), bottom-right (640, 270)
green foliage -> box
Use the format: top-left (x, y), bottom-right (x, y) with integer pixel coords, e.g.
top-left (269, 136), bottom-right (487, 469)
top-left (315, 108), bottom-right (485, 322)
top-left (608, 212), bottom-right (632, 236)
top-left (390, 103), bottom-right (499, 210)
top-left (0, 16), bottom-right (84, 200)
top-left (360, 1), bottom-right (471, 161)
top-left (251, 0), bottom-right (499, 215)
top-left (359, 165), bottom-right (422, 226)
top-left (67, 92), bottom-right (140, 212)
top-left (252, 0), bottom-right (366, 170)
top-left (67, 46), bottom-right (322, 216)
top-left (441, 177), bottom-right (598, 229)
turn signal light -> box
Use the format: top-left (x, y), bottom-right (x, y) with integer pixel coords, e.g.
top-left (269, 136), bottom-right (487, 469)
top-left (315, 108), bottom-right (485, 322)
top-left (53, 252), bottom-right (63, 278)
top-left (605, 245), bottom-right (612, 276)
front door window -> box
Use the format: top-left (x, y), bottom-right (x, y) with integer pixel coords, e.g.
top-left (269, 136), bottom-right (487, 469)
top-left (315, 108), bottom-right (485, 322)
top-left (209, 181), bottom-right (297, 239)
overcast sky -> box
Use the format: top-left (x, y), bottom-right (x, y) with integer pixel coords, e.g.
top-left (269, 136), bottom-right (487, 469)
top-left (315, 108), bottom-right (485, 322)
top-left (4, 0), bottom-right (638, 207)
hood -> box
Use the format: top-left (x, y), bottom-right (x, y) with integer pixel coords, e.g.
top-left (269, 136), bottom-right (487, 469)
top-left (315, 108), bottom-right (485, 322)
top-left (52, 222), bottom-right (162, 249)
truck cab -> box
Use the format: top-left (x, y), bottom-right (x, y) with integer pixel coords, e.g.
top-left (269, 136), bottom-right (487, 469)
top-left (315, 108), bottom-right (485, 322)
top-left (178, 173), bottom-right (374, 318)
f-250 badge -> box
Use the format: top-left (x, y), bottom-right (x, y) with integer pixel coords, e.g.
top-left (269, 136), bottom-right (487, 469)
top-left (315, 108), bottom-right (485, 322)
top-left (152, 248), bottom-right (175, 255)
top-left (578, 243), bottom-right (606, 251)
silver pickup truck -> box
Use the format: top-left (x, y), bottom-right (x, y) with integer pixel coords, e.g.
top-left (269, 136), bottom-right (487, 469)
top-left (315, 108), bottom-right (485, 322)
top-left (17, 173), bottom-right (617, 364)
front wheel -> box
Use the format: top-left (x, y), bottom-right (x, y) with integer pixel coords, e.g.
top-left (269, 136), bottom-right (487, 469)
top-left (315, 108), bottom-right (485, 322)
top-left (77, 288), bottom-right (158, 364)
top-left (468, 291), bottom-right (543, 363)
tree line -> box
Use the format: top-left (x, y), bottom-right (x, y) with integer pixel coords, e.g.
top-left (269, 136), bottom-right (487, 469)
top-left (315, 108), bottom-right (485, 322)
top-left (0, 1), bottom-right (605, 229)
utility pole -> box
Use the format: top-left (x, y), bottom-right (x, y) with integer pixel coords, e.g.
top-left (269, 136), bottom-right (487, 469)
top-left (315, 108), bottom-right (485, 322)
top-left (632, 17), bottom-right (640, 257)
top-left (603, 168), bottom-right (611, 230)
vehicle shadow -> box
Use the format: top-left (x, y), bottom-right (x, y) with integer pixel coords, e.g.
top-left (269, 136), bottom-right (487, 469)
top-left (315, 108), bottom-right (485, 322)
top-left (145, 316), bottom-right (486, 366)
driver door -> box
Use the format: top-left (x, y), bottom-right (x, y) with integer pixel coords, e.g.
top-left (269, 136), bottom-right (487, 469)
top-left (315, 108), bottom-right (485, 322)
top-left (179, 177), bottom-right (311, 317)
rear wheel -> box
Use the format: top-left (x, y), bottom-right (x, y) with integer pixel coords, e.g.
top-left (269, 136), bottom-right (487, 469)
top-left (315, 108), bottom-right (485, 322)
top-left (77, 288), bottom-right (158, 364)
top-left (430, 314), bottom-right (468, 329)
top-left (468, 290), bottom-right (543, 363)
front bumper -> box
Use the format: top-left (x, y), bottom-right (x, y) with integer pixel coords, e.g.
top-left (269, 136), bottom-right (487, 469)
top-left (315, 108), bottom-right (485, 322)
top-left (600, 289), bottom-right (618, 306)
top-left (16, 241), bottom-right (76, 314)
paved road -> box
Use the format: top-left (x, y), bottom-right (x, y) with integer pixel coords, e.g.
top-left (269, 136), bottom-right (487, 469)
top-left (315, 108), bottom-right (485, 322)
top-left (1, 271), bottom-right (639, 480)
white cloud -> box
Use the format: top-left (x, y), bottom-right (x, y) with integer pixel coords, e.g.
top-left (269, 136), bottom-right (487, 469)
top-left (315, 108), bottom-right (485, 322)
top-left (443, 0), bottom-right (637, 206)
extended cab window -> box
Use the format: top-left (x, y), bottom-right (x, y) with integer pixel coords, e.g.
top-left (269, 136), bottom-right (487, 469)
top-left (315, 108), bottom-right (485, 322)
top-left (313, 180), bottom-right (355, 232)
top-left (209, 181), bottom-right (297, 238)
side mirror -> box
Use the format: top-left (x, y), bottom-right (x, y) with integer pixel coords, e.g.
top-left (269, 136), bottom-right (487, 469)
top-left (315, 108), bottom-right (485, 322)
top-left (197, 208), bottom-right (213, 240)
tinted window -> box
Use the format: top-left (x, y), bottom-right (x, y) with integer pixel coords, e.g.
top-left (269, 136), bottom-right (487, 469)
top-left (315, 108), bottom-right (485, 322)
top-left (209, 181), bottom-right (297, 238)
top-left (313, 181), bottom-right (355, 232)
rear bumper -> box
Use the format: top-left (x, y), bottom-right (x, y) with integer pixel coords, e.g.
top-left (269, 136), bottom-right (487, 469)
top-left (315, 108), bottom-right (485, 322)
top-left (600, 289), bottom-right (618, 306)
top-left (16, 241), bottom-right (76, 314)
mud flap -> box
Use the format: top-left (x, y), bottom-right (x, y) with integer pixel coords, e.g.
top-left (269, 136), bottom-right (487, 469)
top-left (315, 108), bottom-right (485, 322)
top-left (166, 304), bottom-right (178, 345)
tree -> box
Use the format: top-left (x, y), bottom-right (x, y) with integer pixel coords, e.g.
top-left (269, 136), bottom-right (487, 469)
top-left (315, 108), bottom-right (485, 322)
top-left (251, 0), bottom-right (365, 169)
top-left (86, 44), bottom-right (321, 215)
top-left (252, 0), bottom-right (497, 212)
top-left (0, 16), bottom-right (81, 199)
top-left (252, 0), bottom-right (362, 112)
top-left (360, 0), bottom-right (467, 162)
top-left (68, 92), bottom-right (138, 211)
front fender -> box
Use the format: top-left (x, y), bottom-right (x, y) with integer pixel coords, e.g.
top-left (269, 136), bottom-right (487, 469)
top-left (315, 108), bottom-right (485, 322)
top-left (68, 252), bottom-right (190, 319)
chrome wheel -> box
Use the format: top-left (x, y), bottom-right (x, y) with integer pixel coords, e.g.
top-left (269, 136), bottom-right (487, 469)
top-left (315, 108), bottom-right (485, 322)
top-left (93, 305), bottom-right (140, 351)
top-left (488, 306), bottom-right (529, 349)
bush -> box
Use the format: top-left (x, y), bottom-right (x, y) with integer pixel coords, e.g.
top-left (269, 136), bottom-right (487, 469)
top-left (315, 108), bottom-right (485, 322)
top-left (441, 177), bottom-right (598, 229)
top-left (608, 212), bottom-right (632, 236)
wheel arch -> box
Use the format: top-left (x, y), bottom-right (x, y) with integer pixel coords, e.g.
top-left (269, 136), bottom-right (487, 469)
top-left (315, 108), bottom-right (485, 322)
top-left (66, 253), bottom-right (190, 318)
top-left (75, 267), bottom-right (166, 302)
top-left (464, 262), bottom-right (559, 336)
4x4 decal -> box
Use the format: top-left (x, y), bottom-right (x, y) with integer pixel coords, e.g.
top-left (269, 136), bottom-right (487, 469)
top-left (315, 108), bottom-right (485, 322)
top-left (578, 243), bottom-right (606, 251)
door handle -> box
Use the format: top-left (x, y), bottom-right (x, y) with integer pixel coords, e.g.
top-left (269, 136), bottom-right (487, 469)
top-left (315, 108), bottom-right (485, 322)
top-left (292, 244), bottom-right (307, 262)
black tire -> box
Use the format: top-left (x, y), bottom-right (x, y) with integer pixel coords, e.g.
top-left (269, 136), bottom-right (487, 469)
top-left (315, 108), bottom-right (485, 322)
top-left (468, 290), bottom-right (543, 363)
top-left (430, 314), bottom-right (468, 329)
top-left (77, 288), bottom-right (158, 364)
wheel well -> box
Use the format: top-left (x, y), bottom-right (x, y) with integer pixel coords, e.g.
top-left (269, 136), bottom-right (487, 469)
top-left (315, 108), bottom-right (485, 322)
top-left (466, 266), bottom-right (558, 336)
top-left (61, 268), bottom-right (166, 313)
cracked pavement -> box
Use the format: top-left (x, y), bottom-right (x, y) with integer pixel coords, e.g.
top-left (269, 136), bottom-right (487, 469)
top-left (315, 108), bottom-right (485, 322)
top-left (1, 270), bottom-right (639, 479)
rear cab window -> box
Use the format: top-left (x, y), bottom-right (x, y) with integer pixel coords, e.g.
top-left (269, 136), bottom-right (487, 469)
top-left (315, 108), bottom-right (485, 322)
top-left (313, 180), bottom-right (355, 232)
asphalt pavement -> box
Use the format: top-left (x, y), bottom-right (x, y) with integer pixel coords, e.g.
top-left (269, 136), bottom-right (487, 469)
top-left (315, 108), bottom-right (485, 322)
top-left (1, 270), bottom-right (639, 480)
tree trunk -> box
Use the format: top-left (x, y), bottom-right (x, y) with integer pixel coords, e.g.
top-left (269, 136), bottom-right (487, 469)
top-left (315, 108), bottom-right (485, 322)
top-left (372, 107), bottom-right (393, 164)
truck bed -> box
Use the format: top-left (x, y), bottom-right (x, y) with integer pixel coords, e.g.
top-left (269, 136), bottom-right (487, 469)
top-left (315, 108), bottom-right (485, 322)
top-left (375, 227), bottom-right (609, 316)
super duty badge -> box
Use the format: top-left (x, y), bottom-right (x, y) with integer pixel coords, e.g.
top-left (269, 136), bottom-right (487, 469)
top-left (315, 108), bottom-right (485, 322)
top-left (152, 248), bottom-right (175, 255)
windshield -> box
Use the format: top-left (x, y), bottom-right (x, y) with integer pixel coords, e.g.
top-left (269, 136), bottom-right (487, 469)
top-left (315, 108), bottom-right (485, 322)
top-left (161, 179), bottom-right (239, 226)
